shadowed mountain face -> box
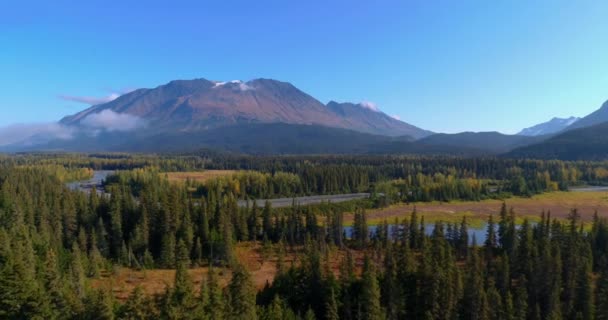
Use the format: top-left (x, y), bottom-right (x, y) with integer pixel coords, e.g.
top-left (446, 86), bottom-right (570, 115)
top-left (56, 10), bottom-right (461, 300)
top-left (506, 122), bottom-right (608, 160)
top-left (61, 78), bottom-right (431, 138)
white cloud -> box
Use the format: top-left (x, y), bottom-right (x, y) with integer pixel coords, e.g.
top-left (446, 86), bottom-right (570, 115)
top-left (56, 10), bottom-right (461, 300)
top-left (391, 115), bottom-right (401, 120)
top-left (0, 122), bottom-right (74, 146)
top-left (359, 101), bottom-right (380, 112)
top-left (59, 93), bottom-right (120, 105)
top-left (80, 110), bottom-right (145, 132)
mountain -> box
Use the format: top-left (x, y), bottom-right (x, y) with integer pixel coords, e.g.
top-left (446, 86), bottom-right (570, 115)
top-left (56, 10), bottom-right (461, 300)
top-left (61, 78), bottom-right (431, 139)
top-left (506, 122), bottom-right (608, 160)
top-left (565, 99), bottom-right (608, 131)
top-left (517, 116), bottom-right (579, 136)
top-left (417, 131), bottom-right (543, 154)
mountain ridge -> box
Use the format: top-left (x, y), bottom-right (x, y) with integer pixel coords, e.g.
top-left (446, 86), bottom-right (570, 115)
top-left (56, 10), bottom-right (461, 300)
top-left (564, 100), bottom-right (608, 131)
top-left (517, 116), bottom-right (579, 136)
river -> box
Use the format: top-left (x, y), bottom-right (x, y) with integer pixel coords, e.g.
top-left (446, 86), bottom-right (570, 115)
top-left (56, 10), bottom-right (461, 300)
top-left (66, 170), bottom-right (114, 195)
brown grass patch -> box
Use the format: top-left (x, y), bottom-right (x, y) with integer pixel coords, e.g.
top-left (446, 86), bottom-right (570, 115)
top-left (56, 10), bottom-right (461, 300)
top-left (90, 243), bottom-right (293, 301)
top-left (90, 242), bottom-right (369, 301)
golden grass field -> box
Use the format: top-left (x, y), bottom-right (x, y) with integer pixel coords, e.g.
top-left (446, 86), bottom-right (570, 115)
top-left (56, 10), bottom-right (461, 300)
top-left (165, 170), bottom-right (237, 184)
top-left (346, 191), bottom-right (608, 228)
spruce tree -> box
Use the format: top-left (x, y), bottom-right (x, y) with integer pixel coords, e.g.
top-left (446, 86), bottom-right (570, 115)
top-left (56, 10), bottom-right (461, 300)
top-left (206, 267), bottom-right (225, 320)
top-left (361, 256), bottom-right (383, 320)
top-left (228, 265), bottom-right (257, 320)
top-left (597, 261), bottom-right (608, 320)
top-left (119, 286), bottom-right (157, 319)
top-left (326, 288), bottom-right (340, 320)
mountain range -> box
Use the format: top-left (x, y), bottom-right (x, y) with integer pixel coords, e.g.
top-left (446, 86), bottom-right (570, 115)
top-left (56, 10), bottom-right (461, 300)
top-left (4, 77), bottom-right (608, 159)
top-left (517, 116), bottom-right (579, 136)
top-left (507, 100), bottom-right (608, 159)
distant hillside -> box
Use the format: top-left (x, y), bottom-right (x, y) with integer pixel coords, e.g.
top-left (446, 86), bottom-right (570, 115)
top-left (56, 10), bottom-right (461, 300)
top-left (6, 123), bottom-right (481, 156)
top-left (506, 122), bottom-right (608, 160)
top-left (61, 78), bottom-right (431, 139)
top-left (518, 116), bottom-right (579, 136)
top-left (417, 131), bottom-right (543, 154)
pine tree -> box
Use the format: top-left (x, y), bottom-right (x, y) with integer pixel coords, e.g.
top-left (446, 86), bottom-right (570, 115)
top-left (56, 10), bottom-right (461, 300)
top-left (461, 249), bottom-right (490, 320)
top-left (71, 242), bottom-right (87, 299)
top-left (326, 288), bottom-right (340, 320)
top-left (458, 216), bottom-right (469, 259)
top-left (382, 242), bottom-right (401, 320)
top-left (597, 261), bottom-right (608, 320)
top-left (266, 295), bottom-right (286, 320)
top-left (85, 288), bottom-right (115, 320)
top-left (43, 248), bottom-right (69, 316)
top-left (206, 268), bottom-right (225, 320)
top-left (484, 214), bottom-right (497, 260)
top-left (305, 308), bottom-right (316, 320)
top-left (119, 286), bottom-right (157, 319)
top-left (513, 277), bottom-right (528, 320)
top-left (262, 200), bottom-right (273, 240)
top-left (160, 232), bottom-right (177, 268)
top-left (574, 259), bottom-right (594, 320)
top-left (353, 207), bottom-right (369, 248)
top-left (109, 195), bottom-right (124, 260)
top-left (173, 252), bottom-right (195, 309)
top-left (361, 256), bottom-right (383, 320)
top-left (228, 265), bottom-right (257, 320)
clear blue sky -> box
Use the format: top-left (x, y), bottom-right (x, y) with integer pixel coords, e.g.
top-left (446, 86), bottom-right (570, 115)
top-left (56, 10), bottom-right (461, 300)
top-left (2, 0), bottom-right (607, 133)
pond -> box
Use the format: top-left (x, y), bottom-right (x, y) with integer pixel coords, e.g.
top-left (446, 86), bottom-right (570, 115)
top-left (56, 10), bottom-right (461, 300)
top-left (343, 223), bottom-right (489, 245)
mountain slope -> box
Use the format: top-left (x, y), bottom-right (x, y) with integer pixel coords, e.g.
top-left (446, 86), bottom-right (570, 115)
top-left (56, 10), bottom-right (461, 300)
top-left (506, 121), bottom-right (608, 160)
top-left (61, 78), bottom-right (431, 138)
top-left (565, 99), bottom-right (608, 131)
top-left (7, 123), bottom-right (476, 155)
top-left (518, 117), bottom-right (579, 136)
top-left (326, 101), bottom-right (432, 138)
top-left (418, 132), bottom-right (543, 154)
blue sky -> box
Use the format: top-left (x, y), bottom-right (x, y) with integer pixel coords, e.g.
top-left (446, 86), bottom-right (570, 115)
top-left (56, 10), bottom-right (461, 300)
top-left (1, 0), bottom-right (607, 133)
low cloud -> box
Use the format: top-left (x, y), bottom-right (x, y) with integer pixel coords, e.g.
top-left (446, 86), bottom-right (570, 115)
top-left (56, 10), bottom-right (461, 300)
top-left (391, 115), bottom-right (401, 120)
top-left (59, 93), bottom-right (120, 105)
top-left (239, 83), bottom-right (254, 91)
top-left (359, 101), bottom-right (380, 112)
top-left (213, 80), bottom-right (254, 91)
top-left (80, 109), bottom-right (145, 132)
top-left (0, 122), bottom-right (74, 146)
top-left (0, 110), bottom-right (145, 148)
